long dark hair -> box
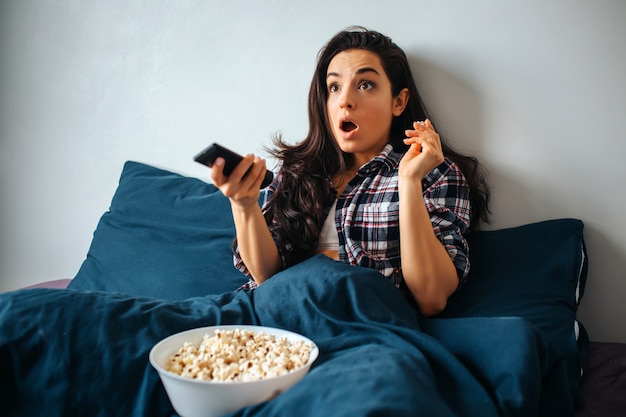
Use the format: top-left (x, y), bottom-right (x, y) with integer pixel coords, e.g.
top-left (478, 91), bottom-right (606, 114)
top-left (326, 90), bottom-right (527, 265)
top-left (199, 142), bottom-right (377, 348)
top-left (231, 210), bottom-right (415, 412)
top-left (263, 27), bottom-right (490, 264)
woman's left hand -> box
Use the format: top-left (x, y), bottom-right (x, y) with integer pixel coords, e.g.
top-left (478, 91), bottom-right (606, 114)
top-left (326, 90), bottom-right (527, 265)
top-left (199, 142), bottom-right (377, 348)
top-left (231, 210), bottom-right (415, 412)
top-left (399, 119), bottom-right (445, 180)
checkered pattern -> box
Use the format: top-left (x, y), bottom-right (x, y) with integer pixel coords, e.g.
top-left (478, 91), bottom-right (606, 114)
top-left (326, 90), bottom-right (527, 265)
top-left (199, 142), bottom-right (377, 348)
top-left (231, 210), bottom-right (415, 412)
top-left (235, 144), bottom-right (471, 291)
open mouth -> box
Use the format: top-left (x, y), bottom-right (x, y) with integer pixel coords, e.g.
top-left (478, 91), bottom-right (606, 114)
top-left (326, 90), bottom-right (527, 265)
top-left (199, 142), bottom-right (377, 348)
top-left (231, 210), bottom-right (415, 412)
top-left (341, 120), bottom-right (358, 132)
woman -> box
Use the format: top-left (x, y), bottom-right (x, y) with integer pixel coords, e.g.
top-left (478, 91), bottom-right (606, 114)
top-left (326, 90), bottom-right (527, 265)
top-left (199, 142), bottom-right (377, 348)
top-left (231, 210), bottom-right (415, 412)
top-left (0, 27), bottom-right (492, 416)
top-left (211, 27), bottom-right (490, 316)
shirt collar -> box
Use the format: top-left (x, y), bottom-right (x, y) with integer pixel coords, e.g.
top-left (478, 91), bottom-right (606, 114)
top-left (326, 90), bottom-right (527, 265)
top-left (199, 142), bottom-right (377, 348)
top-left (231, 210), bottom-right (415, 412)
top-left (357, 143), bottom-right (403, 175)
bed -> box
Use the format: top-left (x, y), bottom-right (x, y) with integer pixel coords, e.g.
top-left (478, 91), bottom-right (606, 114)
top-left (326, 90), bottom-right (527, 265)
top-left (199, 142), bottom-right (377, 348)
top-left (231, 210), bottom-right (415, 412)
top-left (4, 160), bottom-right (626, 417)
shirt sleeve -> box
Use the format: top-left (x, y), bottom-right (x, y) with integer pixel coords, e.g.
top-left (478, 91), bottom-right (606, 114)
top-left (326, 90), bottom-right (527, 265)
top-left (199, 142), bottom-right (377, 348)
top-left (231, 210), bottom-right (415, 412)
top-left (232, 171), bottom-right (290, 279)
top-left (422, 159), bottom-right (472, 285)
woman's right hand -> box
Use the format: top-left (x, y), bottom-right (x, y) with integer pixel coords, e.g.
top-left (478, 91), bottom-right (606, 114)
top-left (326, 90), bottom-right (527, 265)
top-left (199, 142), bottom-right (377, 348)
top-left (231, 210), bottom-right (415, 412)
top-left (211, 155), bottom-right (281, 284)
top-left (210, 155), bottom-right (267, 209)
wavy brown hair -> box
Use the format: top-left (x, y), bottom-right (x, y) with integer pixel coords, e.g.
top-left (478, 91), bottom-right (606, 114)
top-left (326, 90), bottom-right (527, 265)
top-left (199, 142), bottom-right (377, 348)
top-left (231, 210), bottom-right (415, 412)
top-left (263, 27), bottom-right (490, 264)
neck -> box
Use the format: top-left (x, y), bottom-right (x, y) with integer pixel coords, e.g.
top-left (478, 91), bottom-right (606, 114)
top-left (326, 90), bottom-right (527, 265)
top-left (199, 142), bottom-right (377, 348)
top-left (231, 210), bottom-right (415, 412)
top-left (333, 167), bottom-right (358, 196)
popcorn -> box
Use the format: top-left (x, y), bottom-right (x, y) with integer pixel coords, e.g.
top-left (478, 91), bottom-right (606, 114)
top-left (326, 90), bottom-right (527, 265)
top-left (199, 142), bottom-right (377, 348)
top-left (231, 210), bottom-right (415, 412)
top-left (166, 328), bottom-right (313, 382)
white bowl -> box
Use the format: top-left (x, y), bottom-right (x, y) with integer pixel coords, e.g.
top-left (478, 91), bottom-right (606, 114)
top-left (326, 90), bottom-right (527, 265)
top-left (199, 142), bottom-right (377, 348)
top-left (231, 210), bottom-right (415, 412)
top-left (150, 325), bottom-right (319, 417)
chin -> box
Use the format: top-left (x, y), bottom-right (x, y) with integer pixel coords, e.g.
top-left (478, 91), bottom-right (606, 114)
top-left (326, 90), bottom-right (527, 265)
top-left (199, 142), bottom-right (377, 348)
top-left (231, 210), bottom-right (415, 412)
top-left (336, 141), bottom-right (359, 154)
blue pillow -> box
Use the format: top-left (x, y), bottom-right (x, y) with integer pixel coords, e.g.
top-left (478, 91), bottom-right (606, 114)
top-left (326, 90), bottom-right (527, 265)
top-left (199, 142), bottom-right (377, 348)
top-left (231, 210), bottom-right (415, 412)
top-left (438, 219), bottom-right (588, 406)
top-left (68, 161), bottom-right (249, 299)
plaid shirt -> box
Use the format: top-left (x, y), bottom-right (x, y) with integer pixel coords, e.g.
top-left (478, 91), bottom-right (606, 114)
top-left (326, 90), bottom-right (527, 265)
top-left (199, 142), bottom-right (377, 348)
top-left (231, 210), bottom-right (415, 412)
top-left (234, 144), bottom-right (471, 292)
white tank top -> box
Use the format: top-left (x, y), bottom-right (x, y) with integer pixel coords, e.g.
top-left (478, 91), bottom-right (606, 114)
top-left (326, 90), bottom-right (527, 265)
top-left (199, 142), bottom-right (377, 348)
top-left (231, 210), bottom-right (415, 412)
top-left (317, 199), bottom-right (339, 251)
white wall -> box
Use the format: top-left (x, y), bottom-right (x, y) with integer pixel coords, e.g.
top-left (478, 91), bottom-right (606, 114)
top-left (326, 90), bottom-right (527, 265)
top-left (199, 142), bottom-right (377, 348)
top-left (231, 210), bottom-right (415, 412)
top-left (1, 0), bottom-right (624, 343)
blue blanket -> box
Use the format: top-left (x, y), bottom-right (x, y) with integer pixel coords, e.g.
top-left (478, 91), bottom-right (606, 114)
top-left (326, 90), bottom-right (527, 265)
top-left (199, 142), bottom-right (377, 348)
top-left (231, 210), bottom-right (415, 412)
top-left (0, 255), bottom-right (574, 417)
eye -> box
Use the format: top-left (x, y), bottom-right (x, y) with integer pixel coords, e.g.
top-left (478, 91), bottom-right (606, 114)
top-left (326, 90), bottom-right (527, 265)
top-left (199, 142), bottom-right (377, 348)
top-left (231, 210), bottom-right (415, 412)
top-left (358, 81), bottom-right (375, 90)
top-left (328, 83), bottom-right (340, 93)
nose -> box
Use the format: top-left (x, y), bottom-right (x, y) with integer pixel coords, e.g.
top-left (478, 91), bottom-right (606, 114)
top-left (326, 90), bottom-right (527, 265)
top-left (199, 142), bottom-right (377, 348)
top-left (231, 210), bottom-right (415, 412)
top-left (339, 89), bottom-right (355, 110)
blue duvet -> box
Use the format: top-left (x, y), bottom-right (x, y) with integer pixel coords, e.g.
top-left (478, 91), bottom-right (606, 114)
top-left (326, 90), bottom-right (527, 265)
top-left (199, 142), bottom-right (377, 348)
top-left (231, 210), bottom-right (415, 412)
top-left (0, 256), bottom-right (574, 416)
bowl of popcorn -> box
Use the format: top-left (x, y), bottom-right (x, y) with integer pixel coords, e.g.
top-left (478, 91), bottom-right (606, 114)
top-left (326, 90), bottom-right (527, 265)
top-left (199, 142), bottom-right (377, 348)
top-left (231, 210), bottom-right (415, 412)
top-left (149, 325), bottom-right (319, 417)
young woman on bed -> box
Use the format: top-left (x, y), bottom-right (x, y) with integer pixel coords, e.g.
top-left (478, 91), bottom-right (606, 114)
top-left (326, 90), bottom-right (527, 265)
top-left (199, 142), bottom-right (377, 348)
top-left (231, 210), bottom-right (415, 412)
top-left (210, 26), bottom-right (490, 316)
top-left (0, 27), bottom-right (500, 417)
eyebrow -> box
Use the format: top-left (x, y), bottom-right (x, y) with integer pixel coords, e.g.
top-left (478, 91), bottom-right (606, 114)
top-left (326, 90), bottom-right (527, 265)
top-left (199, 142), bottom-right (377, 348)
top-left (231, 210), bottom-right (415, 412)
top-left (327, 67), bottom-right (381, 78)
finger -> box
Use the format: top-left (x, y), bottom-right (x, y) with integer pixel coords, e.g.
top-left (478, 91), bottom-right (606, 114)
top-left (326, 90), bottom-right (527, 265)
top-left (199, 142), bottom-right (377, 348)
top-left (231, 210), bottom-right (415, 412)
top-left (405, 127), bottom-right (425, 139)
top-left (229, 154), bottom-right (256, 182)
top-left (249, 158), bottom-right (268, 189)
top-left (418, 137), bottom-right (440, 155)
top-left (403, 139), bottom-right (424, 155)
top-left (412, 121), bottom-right (427, 131)
top-left (241, 157), bottom-right (263, 186)
top-left (210, 157), bottom-right (227, 185)
top-left (405, 128), bottom-right (418, 138)
top-left (406, 120), bottom-right (428, 137)
top-left (236, 156), bottom-right (266, 192)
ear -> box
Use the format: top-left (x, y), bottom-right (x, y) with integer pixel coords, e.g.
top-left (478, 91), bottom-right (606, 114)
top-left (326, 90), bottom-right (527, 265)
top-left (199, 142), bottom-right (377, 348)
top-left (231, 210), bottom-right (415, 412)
top-left (392, 88), bottom-right (410, 117)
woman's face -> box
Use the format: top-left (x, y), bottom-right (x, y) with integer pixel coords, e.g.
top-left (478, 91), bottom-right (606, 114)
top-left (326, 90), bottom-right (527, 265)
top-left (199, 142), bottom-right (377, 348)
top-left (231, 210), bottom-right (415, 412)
top-left (326, 49), bottom-right (408, 165)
